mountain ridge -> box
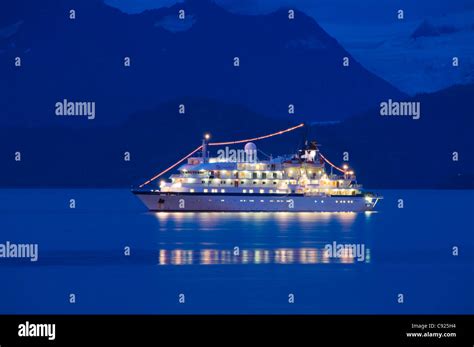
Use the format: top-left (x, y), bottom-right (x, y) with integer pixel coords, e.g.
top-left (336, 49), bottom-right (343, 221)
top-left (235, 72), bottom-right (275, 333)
top-left (0, 83), bottom-right (471, 188)
top-left (0, 0), bottom-right (404, 127)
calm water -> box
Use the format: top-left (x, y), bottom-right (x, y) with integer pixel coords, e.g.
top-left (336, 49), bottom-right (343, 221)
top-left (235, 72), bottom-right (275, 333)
top-left (0, 189), bottom-right (472, 314)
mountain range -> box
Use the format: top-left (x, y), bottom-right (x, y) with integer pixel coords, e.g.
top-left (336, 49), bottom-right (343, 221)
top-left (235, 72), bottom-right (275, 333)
top-left (0, 84), bottom-right (472, 188)
top-left (0, 0), bottom-right (404, 126)
top-left (0, 0), bottom-right (471, 189)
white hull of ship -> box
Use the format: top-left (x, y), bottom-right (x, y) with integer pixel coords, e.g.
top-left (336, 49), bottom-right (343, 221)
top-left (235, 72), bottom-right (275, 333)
top-left (133, 192), bottom-right (377, 212)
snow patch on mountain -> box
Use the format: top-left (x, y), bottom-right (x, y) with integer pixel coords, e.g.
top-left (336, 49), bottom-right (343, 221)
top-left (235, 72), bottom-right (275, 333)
top-left (324, 11), bottom-right (474, 95)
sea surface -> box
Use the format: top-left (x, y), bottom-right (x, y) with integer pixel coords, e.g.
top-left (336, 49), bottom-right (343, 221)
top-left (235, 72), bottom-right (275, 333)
top-left (0, 189), bottom-right (472, 314)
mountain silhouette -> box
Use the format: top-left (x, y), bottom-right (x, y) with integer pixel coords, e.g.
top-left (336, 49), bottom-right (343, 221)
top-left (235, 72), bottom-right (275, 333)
top-left (0, 0), bottom-right (404, 127)
top-left (0, 84), bottom-right (472, 188)
top-left (309, 84), bottom-right (474, 188)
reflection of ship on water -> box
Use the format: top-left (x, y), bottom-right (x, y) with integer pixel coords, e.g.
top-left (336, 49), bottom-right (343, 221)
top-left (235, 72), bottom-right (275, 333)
top-left (157, 247), bottom-right (371, 266)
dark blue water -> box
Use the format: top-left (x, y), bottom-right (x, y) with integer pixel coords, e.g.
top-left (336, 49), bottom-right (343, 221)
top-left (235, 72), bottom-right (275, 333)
top-left (0, 189), bottom-right (472, 314)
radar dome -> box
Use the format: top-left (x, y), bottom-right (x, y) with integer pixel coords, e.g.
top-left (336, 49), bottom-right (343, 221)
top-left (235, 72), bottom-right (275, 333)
top-left (244, 142), bottom-right (257, 162)
top-left (244, 142), bottom-right (257, 152)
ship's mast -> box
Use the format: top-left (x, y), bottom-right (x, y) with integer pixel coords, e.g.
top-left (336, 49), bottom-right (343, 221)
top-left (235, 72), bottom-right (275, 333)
top-left (202, 133), bottom-right (210, 163)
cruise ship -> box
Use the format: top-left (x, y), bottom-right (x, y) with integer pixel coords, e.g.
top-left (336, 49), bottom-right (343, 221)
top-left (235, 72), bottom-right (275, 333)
top-left (132, 126), bottom-right (381, 212)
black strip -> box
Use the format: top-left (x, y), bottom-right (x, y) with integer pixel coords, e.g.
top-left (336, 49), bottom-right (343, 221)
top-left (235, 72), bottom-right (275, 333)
top-left (0, 315), bottom-right (471, 345)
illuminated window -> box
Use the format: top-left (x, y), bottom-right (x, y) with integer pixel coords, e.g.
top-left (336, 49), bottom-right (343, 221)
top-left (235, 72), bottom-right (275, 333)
top-left (204, 189), bottom-right (208, 193)
top-left (243, 189), bottom-right (247, 193)
top-left (249, 189), bottom-right (254, 193)
top-left (259, 189), bottom-right (264, 194)
top-left (190, 189), bottom-right (195, 193)
top-left (221, 189), bottom-right (225, 193)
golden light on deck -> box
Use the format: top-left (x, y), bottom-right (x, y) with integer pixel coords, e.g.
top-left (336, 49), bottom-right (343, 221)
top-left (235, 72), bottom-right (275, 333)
top-left (204, 133), bottom-right (211, 140)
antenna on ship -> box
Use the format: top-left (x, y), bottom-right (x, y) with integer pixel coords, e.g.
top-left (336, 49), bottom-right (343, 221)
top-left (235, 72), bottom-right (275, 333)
top-left (293, 122), bottom-right (307, 159)
top-left (301, 122), bottom-right (309, 149)
top-left (202, 133), bottom-right (210, 163)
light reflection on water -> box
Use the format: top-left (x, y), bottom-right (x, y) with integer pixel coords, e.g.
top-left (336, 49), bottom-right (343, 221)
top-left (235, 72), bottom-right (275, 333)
top-left (153, 212), bottom-right (374, 266)
top-left (153, 211), bottom-right (364, 231)
top-left (157, 247), bottom-right (371, 265)
top-left (154, 211), bottom-right (363, 222)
